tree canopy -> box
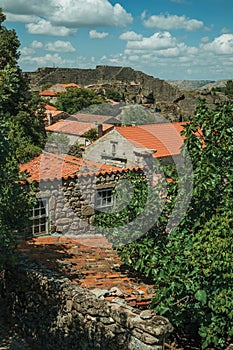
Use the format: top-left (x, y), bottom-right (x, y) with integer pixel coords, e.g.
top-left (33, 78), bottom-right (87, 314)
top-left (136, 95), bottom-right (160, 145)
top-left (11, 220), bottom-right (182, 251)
top-left (0, 9), bottom-right (42, 265)
top-left (0, 9), bottom-right (46, 163)
top-left (118, 100), bottom-right (233, 348)
top-left (55, 87), bottom-right (105, 114)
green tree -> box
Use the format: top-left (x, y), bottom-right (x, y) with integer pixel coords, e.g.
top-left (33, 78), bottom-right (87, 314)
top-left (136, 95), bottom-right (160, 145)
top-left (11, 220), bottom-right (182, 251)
top-left (0, 9), bottom-right (40, 266)
top-left (82, 128), bottom-right (98, 143)
top-left (105, 88), bottom-right (122, 102)
top-left (0, 119), bottom-right (32, 266)
top-left (0, 10), bottom-right (46, 163)
top-left (118, 100), bottom-right (233, 348)
top-left (55, 87), bottom-right (105, 114)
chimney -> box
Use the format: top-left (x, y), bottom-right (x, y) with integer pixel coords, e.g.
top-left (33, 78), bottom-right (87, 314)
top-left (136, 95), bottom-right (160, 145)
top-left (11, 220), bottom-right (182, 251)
top-left (97, 123), bottom-right (103, 138)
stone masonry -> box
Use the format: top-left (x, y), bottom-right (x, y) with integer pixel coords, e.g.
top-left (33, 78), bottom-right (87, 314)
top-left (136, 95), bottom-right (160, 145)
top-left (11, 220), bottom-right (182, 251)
top-left (3, 258), bottom-right (173, 350)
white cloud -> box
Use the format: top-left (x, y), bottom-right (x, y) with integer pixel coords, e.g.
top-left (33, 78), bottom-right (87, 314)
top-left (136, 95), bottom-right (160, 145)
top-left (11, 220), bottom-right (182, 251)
top-left (89, 30), bottom-right (109, 39)
top-left (3, 0), bottom-right (132, 29)
top-left (126, 32), bottom-right (177, 51)
top-left (201, 36), bottom-right (210, 44)
top-left (45, 40), bottom-right (76, 52)
top-left (119, 31), bottom-right (143, 41)
top-left (20, 47), bottom-right (36, 55)
top-left (4, 13), bottom-right (39, 23)
top-left (31, 40), bottom-right (44, 49)
top-left (20, 53), bottom-right (71, 67)
top-left (201, 34), bottom-right (233, 55)
top-left (221, 27), bottom-right (230, 34)
top-left (143, 14), bottom-right (204, 32)
top-left (50, 0), bottom-right (132, 28)
top-left (26, 19), bottom-right (77, 36)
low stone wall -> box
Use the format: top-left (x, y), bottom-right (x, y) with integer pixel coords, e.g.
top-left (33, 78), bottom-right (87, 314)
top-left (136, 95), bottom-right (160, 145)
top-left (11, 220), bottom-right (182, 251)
top-left (3, 259), bottom-right (173, 350)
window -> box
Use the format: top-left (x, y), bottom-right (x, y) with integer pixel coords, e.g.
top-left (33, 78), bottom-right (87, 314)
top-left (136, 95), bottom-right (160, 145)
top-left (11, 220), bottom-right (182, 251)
top-left (95, 188), bottom-right (113, 211)
top-left (112, 143), bottom-right (116, 156)
top-left (30, 198), bottom-right (49, 236)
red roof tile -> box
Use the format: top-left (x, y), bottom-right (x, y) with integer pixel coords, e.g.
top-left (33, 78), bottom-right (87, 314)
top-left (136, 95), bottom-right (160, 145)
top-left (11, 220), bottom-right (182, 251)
top-left (116, 122), bottom-right (186, 158)
top-left (40, 90), bottom-right (57, 96)
top-left (17, 235), bottom-right (155, 308)
top-left (20, 152), bottom-right (134, 182)
top-left (46, 119), bottom-right (112, 135)
top-left (45, 104), bottom-right (58, 111)
top-left (58, 83), bottom-right (81, 89)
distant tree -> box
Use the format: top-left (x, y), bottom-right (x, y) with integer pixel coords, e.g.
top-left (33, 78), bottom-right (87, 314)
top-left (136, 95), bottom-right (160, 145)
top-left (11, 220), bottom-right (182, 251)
top-left (55, 87), bottom-right (105, 114)
top-left (105, 88), bottom-right (122, 102)
top-left (68, 141), bottom-right (83, 158)
top-left (225, 80), bottom-right (233, 97)
top-left (82, 128), bottom-right (98, 142)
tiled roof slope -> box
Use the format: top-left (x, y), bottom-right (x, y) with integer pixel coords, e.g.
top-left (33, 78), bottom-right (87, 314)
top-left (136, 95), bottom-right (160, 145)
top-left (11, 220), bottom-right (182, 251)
top-left (46, 119), bottom-right (112, 135)
top-left (18, 236), bottom-right (155, 308)
top-left (39, 90), bottom-right (57, 97)
top-left (116, 122), bottom-right (185, 158)
top-left (20, 152), bottom-right (128, 182)
top-left (140, 122), bottom-right (186, 157)
top-left (45, 104), bottom-right (57, 111)
top-left (73, 113), bottom-right (121, 125)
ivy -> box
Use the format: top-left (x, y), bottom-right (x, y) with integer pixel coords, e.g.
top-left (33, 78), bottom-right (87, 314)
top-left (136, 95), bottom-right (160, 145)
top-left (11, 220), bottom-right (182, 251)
top-left (117, 100), bottom-right (233, 348)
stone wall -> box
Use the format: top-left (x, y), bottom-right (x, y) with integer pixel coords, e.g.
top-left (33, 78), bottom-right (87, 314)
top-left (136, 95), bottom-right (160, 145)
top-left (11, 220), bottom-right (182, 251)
top-left (38, 169), bottom-right (140, 236)
top-left (3, 259), bottom-right (173, 350)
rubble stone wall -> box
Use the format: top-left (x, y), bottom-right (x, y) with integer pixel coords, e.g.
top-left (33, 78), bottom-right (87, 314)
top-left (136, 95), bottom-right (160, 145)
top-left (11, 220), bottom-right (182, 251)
top-left (3, 260), bottom-right (173, 350)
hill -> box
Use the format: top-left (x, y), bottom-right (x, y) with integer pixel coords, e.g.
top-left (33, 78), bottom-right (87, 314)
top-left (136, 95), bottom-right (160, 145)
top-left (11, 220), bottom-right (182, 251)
top-left (24, 66), bottom-right (231, 121)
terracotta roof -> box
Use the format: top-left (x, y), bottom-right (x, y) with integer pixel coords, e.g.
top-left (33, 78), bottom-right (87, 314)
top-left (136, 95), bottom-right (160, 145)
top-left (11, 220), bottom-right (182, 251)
top-left (45, 119), bottom-right (112, 135)
top-left (20, 152), bottom-right (133, 182)
top-left (39, 90), bottom-right (57, 97)
top-left (18, 236), bottom-right (155, 308)
top-left (139, 122), bottom-right (186, 157)
top-left (116, 122), bottom-right (185, 158)
top-left (45, 110), bottom-right (66, 118)
top-left (45, 104), bottom-right (57, 111)
top-left (58, 83), bottom-right (81, 89)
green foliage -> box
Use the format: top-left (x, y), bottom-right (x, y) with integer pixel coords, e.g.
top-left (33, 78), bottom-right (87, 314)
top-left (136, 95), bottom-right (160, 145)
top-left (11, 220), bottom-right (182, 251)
top-left (0, 10), bottom-right (46, 162)
top-left (0, 119), bottom-right (33, 266)
top-left (68, 141), bottom-right (83, 158)
top-left (82, 128), bottom-right (98, 142)
top-left (105, 88), bottom-right (122, 102)
top-left (94, 169), bottom-right (165, 246)
top-left (117, 100), bottom-right (233, 348)
top-left (0, 9), bottom-right (42, 266)
top-left (212, 80), bottom-right (233, 98)
top-left (55, 87), bottom-right (105, 114)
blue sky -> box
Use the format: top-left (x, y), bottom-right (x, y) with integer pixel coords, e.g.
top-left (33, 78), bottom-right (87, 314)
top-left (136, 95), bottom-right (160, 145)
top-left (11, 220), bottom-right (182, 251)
top-left (2, 0), bottom-right (233, 80)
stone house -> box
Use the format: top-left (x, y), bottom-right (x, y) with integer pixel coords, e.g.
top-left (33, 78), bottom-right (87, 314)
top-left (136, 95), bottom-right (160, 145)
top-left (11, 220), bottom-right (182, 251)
top-left (39, 83), bottom-right (81, 104)
top-left (83, 122), bottom-right (186, 168)
top-left (45, 118), bottom-right (114, 151)
top-left (20, 152), bottom-right (141, 237)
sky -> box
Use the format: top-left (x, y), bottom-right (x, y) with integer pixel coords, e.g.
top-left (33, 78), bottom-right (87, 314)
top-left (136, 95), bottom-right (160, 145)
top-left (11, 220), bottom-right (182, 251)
top-left (2, 0), bottom-right (233, 80)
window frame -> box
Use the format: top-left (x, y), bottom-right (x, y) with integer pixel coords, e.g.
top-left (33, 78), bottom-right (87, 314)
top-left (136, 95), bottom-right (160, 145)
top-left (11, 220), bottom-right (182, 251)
top-left (29, 198), bottom-right (49, 236)
top-left (95, 188), bottom-right (114, 211)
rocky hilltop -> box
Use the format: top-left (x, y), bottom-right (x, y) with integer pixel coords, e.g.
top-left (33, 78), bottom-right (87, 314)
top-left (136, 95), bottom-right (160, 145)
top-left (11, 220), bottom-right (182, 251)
top-left (24, 66), bottom-right (230, 120)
